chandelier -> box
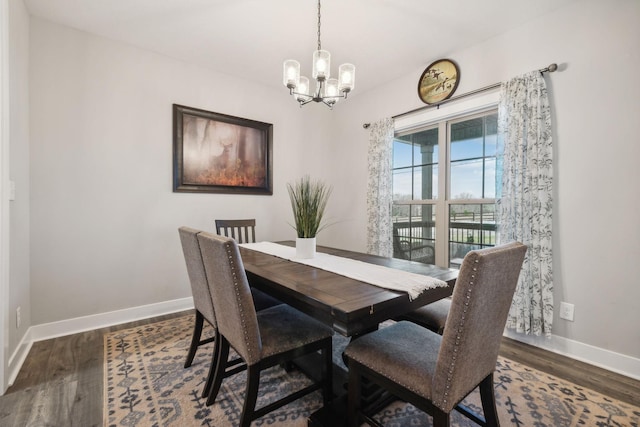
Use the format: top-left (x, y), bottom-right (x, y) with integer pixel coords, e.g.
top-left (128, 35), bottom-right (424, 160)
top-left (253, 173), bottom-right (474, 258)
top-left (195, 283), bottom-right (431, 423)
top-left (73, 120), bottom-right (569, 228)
top-left (282, 0), bottom-right (355, 108)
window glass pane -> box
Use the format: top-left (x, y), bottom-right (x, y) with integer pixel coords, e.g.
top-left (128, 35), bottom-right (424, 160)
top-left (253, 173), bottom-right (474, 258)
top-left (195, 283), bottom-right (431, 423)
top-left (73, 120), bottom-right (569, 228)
top-left (412, 128), bottom-right (438, 166)
top-left (392, 168), bottom-right (412, 201)
top-left (450, 158), bottom-right (483, 199)
top-left (485, 113), bottom-right (498, 150)
top-left (484, 158), bottom-right (496, 198)
top-left (392, 203), bottom-right (409, 225)
top-left (412, 167), bottom-right (422, 199)
top-left (413, 164), bottom-right (438, 200)
top-left (393, 138), bottom-right (413, 169)
top-left (450, 113), bottom-right (499, 200)
top-left (392, 204), bottom-right (435, 264)
top-left (448, 203), bottom-right (496, 268)
top-left (451, 118), bottom-right (484, 161)
top-left (394, 127), bottom-right (439, 201)
top-left (413, 165), bottom-right (438, 200)
top-left (485, 132), bottom-right (497, 157)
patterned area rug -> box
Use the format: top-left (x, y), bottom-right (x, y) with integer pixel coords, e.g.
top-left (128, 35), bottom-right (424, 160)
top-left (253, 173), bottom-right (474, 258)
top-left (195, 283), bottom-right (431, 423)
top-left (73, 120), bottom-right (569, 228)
top-left (104, 315), bottom-right (640, 426)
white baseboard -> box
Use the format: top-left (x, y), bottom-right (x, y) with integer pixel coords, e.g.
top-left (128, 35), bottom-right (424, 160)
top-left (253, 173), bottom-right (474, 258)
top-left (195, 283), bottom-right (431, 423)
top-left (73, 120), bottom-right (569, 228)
top-left (6, 297), bottom-right (194, 388)
top-left (503, 329), bottom-right (640, 381)
top-left (6, 335), bottom-right (32, 389)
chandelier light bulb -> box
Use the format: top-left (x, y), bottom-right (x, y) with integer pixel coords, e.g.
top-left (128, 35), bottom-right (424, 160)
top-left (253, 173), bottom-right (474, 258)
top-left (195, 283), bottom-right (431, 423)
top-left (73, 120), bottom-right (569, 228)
top-left (338, 63), bottom-right (355, 93)
top-left (312, 50), bottom-right (331, 81)
top-left (283, 60), bottom-right (300, 89)
top-left (297, 76), bottom-right (311, 102)
top-left (325, 78), bottom-right (339, 104)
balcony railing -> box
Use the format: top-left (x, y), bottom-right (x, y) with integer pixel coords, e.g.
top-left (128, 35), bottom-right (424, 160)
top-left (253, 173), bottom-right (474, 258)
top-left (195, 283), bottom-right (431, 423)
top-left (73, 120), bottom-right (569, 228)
top-left (392, 218), bottom-right (497, 267)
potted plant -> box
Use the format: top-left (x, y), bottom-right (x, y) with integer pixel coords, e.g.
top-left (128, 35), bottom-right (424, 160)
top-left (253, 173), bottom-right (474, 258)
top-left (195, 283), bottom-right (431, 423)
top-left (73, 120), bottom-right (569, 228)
top-left (287, 175), bottom-right (332, 258)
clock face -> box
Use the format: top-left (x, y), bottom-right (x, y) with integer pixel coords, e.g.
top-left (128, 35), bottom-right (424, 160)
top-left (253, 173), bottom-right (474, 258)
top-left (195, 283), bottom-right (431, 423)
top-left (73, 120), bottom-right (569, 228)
top-left (418, 59), bottom-right (460, 105)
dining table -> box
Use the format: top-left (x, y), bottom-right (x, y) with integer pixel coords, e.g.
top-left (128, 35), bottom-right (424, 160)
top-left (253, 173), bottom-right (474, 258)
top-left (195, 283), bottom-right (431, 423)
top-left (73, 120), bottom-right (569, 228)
top-left (240, 241), bottom-right (458, 337)
top-left (238, 241), bottom-right (459, 426)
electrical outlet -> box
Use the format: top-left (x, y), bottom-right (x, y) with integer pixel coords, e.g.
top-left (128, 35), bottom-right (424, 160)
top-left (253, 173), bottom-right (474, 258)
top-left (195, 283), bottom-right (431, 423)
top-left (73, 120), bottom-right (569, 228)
top-left (559, 302), bottom-right (574, 321)
top-left (16, 306), bottom-right (21, 328)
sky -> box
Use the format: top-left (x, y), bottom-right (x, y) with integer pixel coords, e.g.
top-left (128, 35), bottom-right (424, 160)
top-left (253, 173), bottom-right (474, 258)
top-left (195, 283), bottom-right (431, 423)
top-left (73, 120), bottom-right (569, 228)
top-left (392, 133), bottom-right (497, 201)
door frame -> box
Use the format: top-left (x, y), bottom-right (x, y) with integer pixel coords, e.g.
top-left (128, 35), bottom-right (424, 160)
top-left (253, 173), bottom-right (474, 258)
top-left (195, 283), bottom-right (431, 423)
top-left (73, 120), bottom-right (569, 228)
top-left (0, 0), bottom-right (10, 394)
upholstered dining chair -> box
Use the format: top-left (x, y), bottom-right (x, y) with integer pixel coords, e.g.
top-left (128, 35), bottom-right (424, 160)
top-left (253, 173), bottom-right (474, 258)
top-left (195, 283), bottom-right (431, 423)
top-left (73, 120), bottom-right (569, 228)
top-left (178, 226), bottom-right (280, 400)
top-left (196, 232), bottom-right (334, 425)
top-left (344, 242), bottom-right (527, 427)
top-left (215, 218), bottom-right (256, 243)
top-left (178, 226), bottom-right (217, 370)
top-left (397, 297), bottom-right (451, 334)
top-left (214, 218), bottom-right (281, 309)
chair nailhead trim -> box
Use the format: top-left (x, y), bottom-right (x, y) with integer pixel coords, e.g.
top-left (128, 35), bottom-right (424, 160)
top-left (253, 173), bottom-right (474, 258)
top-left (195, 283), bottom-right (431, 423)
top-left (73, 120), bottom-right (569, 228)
top-left (225, 242), bottom-right (255, 362)
top-left (438, 253), bottom-right (481, 408)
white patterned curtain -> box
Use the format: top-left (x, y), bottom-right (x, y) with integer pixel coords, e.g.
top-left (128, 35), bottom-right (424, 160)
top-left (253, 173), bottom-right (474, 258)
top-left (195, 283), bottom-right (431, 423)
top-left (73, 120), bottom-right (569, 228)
top-left (366, 118), bottom-right (394, 257)
top-left (496, 71), bottom-right (553, 336)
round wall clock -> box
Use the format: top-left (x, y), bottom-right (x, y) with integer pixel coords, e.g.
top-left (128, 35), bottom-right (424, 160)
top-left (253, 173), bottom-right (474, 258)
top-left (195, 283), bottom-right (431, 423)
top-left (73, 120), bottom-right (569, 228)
top-left (417, 59), bottom-right (460, 105)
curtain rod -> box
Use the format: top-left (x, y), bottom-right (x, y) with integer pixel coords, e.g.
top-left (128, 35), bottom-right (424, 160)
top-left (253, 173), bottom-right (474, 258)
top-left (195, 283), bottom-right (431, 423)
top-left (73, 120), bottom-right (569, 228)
top-left (363, 63), bottom-right (558, 129)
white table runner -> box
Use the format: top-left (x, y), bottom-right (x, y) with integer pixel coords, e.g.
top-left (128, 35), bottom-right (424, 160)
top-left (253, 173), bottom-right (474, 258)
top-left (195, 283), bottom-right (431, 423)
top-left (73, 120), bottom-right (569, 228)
top-left (239, 242), bottom-right (447, 300)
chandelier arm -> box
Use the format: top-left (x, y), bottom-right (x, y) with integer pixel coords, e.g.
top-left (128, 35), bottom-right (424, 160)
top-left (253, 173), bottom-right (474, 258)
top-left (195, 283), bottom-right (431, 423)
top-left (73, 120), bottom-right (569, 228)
top-left (321, 100), bottom-right (335, 109)
top-left (299, 98), bottom-right (315, 107)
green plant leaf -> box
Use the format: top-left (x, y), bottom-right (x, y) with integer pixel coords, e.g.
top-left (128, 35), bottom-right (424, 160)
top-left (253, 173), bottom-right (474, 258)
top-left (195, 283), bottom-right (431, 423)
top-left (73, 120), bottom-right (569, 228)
top-left (287, 176), bottom-right (332, 238)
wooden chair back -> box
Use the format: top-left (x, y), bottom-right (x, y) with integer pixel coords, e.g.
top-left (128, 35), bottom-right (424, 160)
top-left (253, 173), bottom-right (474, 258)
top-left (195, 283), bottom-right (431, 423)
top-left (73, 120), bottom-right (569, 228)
top-left (215, 219), bottom-right (256, 244)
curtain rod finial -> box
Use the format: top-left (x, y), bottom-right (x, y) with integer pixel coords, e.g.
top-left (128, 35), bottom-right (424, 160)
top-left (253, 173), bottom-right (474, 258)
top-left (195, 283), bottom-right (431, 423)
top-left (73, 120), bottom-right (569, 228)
top-left (363, 123), bottom-right (370, 129)
top-left (547, 63), bottom-right (558, 72)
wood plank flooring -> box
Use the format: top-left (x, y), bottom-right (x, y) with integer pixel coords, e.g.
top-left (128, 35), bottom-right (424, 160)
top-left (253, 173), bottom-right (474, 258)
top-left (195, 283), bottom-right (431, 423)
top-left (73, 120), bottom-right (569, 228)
top-left (500, 336), bottom-right (640, 408)
top-left (0, 310), bottom-right (638, 426)
top-left (0, 311), bottom-right (187, 427)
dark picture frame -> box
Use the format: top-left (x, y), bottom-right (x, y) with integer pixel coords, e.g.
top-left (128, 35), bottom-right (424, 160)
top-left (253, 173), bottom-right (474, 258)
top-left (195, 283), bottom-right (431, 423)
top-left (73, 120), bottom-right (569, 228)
top-left (173, 104), bottom-right (273, 195)
top-left (417, 59), bottom-right (460, 105)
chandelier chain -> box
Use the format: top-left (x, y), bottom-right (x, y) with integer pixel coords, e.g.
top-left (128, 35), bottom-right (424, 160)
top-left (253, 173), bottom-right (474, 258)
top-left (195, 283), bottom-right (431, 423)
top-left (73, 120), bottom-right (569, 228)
top-left (317, 0), bottom-right (321, 51)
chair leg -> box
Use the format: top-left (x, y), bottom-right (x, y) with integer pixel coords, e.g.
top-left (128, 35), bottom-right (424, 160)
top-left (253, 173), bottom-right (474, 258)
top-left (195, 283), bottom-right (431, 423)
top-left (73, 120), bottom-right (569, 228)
top-left (239, 365), bottom-right (260, 427)
top-left (479, 372), bottom-right (500, 427)
top-left (347, 364), bottom-right (362, 427)
top-left (184, 311), bottom-right (204, 368)
top-left (322, 343), bottom-right (333, 405)
top-left (201, 329), bottom-right (221, 399)
top-left (206, 336), bottom-right (230, 406)
top-left (433, 408), bottom-right (450, 427)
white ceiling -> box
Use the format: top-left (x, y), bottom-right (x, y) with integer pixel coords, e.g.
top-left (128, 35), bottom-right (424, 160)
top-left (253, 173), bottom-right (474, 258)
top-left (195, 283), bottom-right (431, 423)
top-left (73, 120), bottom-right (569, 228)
top-left (24, 0), bottom-right (576, 95)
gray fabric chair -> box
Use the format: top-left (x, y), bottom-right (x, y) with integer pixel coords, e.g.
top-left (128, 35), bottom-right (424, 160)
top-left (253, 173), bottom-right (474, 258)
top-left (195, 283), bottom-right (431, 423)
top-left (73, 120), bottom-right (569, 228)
top-left (178, 226), bottom-right (217, 369)
top-left (178, 226), bottom-right (280, 400)
top-left (214, 218), bottom-right (281, 309)
top-left (344, 242), bottom-right (527, 427)
top-left (197, 232), bottom-right (334, 425)
top-left (397, 297), bottom-right (451, 334)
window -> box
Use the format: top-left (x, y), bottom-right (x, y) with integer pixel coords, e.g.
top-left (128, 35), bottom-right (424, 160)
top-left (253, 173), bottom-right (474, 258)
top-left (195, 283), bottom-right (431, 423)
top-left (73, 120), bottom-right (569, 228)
top-left (392, 110), bottom-right (498, 268)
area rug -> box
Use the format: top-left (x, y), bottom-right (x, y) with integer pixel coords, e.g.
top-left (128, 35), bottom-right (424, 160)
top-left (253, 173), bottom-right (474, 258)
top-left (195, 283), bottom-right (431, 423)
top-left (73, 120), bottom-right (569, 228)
top-left (104, 315), bottom-right (640, 426)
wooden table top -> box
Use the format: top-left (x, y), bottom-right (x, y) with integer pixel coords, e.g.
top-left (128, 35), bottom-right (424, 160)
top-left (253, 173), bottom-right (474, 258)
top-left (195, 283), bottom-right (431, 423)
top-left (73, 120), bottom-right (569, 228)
top-left (240, 242), bottom-right (458, 337)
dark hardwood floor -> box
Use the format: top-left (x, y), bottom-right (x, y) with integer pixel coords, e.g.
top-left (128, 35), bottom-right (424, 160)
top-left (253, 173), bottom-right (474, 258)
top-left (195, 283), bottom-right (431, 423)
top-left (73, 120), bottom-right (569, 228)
top-left (0, 311), bottom-right (187, 427)
top-left (499, 336), bottom-right (640, 408)
top-left (0, 310), bottom-right (638, 426)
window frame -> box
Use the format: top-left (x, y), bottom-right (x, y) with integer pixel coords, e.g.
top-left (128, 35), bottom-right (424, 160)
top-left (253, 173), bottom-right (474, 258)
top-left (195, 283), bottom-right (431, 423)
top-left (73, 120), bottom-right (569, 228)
top-left (392, 107), bottom-right (499, 268)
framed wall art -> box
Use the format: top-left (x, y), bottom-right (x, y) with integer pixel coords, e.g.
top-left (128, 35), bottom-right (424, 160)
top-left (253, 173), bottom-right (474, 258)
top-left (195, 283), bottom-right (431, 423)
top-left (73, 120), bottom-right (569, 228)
top-left (417, 59), bottom-right (460, 105)
top-left (173, 104), bottom-right (273, 195)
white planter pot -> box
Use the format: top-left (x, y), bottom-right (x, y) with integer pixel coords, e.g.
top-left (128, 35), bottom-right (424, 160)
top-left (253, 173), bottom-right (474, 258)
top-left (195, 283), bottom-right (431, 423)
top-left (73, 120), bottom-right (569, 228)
top-left (296, 237), bottom-right (316, 259)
